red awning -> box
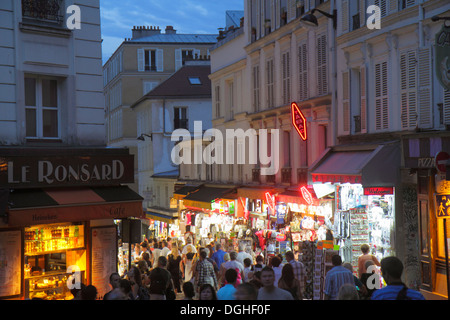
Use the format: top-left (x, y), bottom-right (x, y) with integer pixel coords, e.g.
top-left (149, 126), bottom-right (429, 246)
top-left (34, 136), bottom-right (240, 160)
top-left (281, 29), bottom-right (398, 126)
top-left (7, 186), bottom-right (144, 227)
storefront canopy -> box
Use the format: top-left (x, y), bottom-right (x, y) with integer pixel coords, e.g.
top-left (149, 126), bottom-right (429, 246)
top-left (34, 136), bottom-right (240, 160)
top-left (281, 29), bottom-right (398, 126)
top-left (145, 207), bottom-right (178, 224)
top-left (7, 186), bottom-right (144, 227)
top-left (310, 142), bottom-right (401, 187)
top-left (237, 187), bottom-right (285, 200)
top-left (182, 186), bottom-right (235, 210)
top-left (173, 184), bottom-right (202, 200)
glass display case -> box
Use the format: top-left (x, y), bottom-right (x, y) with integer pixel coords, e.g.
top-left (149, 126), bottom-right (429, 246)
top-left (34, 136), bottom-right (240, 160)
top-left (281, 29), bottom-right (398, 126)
top-left (24, 271), bottom-right (85, 300)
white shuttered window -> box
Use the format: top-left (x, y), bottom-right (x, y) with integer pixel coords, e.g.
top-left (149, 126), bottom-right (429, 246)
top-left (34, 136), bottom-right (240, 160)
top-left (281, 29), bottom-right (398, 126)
top-left (375, 60), bottom-right (389, 130)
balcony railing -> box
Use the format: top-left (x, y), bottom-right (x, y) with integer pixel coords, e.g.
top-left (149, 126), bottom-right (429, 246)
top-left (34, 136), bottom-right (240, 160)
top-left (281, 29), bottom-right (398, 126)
top-left (22, 0), bottom-right (64, 24)
top-left (281, 168), bottom-right (292, 185)
top-left (297, 168), bottom-right (308, 185)
top-left (252, 168), bottom-right (261, 184)
top-left (266, 174), bottom-right (276, 184)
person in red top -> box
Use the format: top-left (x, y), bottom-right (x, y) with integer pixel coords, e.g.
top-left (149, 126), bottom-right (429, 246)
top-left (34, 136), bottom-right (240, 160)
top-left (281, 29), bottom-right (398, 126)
top-left (357, 244), bottom-right (381, 279)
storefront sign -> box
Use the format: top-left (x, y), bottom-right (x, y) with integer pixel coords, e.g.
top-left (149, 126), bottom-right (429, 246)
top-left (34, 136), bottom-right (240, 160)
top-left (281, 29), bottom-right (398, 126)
top-left (1, 154), bottom-right (134, 188)
top-left (312, 174), bottom-right (362, 184)
top-left (436, 194), bottom-right (450, 218)
top-left (435, 24), bottom-right (450, 90)
top-left (265, 192), bottom-right (275, 215)
top-left (363, 187), bottom-right (394, 196)
top-left (300, 186), bottom-right (313, 205)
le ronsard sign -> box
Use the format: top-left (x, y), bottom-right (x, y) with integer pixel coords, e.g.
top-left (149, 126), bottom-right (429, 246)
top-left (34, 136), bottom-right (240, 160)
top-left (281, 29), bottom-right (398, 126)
top-left (0, 153), bottom-right (134, 188)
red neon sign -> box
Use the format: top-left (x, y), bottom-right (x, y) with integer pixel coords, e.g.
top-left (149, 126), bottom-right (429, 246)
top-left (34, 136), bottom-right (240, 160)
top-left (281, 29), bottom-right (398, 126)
top-left (265, 192), bottom-right (275, 213)
top-left (300, 186), bottom-right (313, 205)
top-left (291, 102), bottom-right (307, 141)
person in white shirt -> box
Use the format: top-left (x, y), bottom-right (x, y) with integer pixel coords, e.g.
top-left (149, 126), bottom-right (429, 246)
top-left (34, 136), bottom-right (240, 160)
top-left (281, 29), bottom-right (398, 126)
top-left (236, 244), bottom-right (253, 266)
top-left (160, 240), bottom-right (171, 258)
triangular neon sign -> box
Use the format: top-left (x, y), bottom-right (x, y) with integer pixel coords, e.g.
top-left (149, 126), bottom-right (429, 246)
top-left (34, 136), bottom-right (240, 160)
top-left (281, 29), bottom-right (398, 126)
top-left (291, 102), bottom-right (307, 141)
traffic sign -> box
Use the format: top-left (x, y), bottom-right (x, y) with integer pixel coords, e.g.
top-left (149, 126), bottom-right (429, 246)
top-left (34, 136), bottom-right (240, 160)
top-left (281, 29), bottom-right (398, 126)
top-left (436, 194), bottom-right (450, 218)
top-left (435, 151), bottom-right (450, 173)
top-left (291, 102), bottom-right (307, 141)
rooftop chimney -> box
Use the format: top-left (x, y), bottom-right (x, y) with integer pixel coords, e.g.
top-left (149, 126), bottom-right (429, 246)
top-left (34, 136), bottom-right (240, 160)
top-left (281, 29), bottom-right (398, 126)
top-left (131, 25), bottom-right (161, 39)
top-left (165, 25), bottom-right (177, 34)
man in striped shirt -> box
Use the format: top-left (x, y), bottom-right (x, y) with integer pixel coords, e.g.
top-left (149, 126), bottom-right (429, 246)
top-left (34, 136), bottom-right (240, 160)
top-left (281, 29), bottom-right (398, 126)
top-left (324, 254), bottom-right (355, 300)
top-left (371, 256), bottom-right (425, 300)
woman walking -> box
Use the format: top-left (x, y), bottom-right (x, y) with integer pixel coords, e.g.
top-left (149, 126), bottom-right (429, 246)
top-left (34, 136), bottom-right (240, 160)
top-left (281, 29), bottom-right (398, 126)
top-left (167, 246), bottom-right (182, 293)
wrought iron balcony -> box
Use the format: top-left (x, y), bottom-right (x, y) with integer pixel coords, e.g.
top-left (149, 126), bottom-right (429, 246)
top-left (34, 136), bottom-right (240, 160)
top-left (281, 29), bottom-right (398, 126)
top-left (281, 168), bottom-right (292, 185)
top-left (22, 0), bottom-right (64, 24)
top-left (297, 168), bottom-right (308, 185)
top-left (252, 168), bottom-right (260, 184)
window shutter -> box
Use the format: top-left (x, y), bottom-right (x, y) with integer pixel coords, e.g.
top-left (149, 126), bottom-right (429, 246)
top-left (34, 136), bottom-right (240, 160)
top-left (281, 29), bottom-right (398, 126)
top-left (175, 49), bottom-right (182, 71)
top-left (156, 49), bottom-right (163, 72)
top-left (375, 61), bottom-right (389, 130)
top-left (298, 43), bottom-right (308, 101)
top-left (341, 0), bottom-right (349, 34)
top-left (137, 48), bottom-right (144, 72)
top-left (287, 0), bottom-right (296, 22)
top-left (443, 90), bottom-right (450, 125)
top-left (375, 0), bottom-right (387, 17)
top-left (418, 47), bottom-right (432, 129)
top-left (282, 51), bottom-right (290, 105)
top-left (360, 66), bottom-right (367, 132)
top-left (359, 0), bottom-right (366, 27)
top-left (388, 0), bottom-right (398, 14)
top-left (275, 0), bottom-right (280, 29)
top-left (400, 51), bottom-right (417, 129)
top-left (317, 34), bottom-right (328, 96)
top-left (342, 71), bottom-right (350, 134)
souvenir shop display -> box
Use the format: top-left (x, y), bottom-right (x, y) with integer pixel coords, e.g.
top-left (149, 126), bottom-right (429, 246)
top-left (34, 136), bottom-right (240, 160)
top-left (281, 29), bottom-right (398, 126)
top-left (334, 185), bottom-right (395, 273)
top-left (298, 241), bottom-right (315, 300)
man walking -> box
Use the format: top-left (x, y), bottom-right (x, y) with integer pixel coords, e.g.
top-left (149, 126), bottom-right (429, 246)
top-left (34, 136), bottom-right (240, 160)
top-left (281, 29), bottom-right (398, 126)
top-left (324, 255), bottom-right (355, 300)
top-left (371, 256), bottom-right (425, 300)
top-left (257, 266), bottom-right (294, 300)
top-left (285, 251), bottom-right (305, 300)
top-left (195, 249), bottom-right (218, 294)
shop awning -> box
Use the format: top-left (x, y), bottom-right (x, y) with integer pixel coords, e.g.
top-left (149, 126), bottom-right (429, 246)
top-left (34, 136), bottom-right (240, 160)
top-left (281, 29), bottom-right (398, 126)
top-left (145, 207), bottom-right (178, 224)
top-left (237, 187), bottom-right (285, 200)
top-left (182, 186), bottom-right (235, 210)
top-left (7, 186), bottom-right (144, 227)
top-left (173, 184), bottom-right (202, 200)
top-left (310, 142), bottom-right (401, 187)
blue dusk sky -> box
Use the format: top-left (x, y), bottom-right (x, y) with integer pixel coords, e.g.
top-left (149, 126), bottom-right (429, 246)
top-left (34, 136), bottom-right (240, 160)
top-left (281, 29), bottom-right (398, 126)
top-left (100, 0), bottom-right (244, 63)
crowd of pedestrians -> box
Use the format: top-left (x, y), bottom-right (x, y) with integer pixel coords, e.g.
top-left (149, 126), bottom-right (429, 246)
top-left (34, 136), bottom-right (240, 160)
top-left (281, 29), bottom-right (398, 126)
top-left (72, 236), bottom-right (425, 301)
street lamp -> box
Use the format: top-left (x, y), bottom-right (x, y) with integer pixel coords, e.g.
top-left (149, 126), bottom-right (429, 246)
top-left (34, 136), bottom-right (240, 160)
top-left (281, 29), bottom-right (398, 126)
top-left (137, 133), bottom-right (152, 141)
top-left (432, 16), bottom-right (450, 22)
top-left (300, 8), bottom-right (337, 30)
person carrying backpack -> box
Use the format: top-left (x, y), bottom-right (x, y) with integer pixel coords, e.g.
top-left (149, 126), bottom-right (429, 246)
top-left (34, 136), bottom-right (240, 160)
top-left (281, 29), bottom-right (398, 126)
top-left (149, 256), bottom-right (174, 300)
top-left (371, 256), bottom-right (425, 300)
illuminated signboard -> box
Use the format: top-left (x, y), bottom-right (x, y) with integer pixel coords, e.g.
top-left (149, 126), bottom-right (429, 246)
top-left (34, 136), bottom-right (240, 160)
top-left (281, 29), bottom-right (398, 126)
top-left (300, 186), bottom-right (313, 205)
top-left (363, 187), bottom-right (394, 196)
top-left (436, 194), bottom-right (450, 218)
top-left (291, 102), bottom-right (307, 141)
top-left (265, 192), bottom-right (275, 214)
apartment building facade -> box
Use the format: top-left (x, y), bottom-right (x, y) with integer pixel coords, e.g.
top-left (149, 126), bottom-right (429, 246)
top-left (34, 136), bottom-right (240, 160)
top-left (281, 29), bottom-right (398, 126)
top-left (103, 26), bottom-right (217, 193)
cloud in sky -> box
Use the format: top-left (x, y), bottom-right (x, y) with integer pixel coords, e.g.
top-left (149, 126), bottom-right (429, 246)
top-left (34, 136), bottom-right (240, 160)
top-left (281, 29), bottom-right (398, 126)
top-left (100, 0), bottom-right (244, 63)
